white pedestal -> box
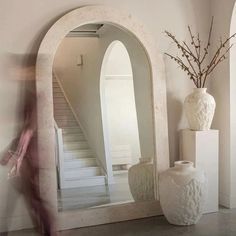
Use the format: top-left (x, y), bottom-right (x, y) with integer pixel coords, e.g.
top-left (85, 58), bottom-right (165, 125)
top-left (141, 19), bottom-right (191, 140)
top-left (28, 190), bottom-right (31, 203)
top-left (179, 129), bottom-right (219, 213)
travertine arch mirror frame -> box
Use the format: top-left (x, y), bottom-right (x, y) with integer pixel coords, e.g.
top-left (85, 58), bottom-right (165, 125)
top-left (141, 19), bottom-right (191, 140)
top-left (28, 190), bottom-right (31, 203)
top-left (36, 5), bottom-right (169, 229)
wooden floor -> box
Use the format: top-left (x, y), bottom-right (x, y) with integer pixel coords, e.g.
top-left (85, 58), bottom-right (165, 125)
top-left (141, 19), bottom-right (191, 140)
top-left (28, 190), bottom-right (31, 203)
top-left (58, 172), bottom-right (133, 211)
top-left (4, 208), bottom-right (236, 236)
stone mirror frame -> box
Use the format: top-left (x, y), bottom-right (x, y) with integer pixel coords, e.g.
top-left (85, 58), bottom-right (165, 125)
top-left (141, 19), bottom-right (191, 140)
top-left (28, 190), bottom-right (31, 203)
top-left (36, 5), bottom-right (169, 229)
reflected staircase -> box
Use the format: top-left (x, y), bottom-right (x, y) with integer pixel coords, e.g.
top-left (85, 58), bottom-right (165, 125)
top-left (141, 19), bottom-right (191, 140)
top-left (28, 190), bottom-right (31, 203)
top-left (53, 75), bottom-right (106, 189)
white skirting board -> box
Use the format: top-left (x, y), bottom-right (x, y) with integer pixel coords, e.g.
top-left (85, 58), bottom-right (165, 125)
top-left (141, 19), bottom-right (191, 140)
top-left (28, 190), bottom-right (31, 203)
top-left (179, 129), bottom-right (219, 214)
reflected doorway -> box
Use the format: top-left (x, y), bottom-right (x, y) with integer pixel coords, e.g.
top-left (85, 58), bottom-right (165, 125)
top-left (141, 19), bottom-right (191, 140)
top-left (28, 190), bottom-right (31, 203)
top-left (100, 40), bottom-right (141, 204)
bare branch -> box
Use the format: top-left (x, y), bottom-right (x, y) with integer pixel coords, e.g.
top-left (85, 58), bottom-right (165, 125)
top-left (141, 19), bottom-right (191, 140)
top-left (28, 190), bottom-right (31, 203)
top-left (205, 33), bottom-right (236, 75)
top-left (165, 52), bottom-right (198, 87)
top-left (197, 33), bottom-right (201, 59)
top-left (200, 16), bottom-right (213, 64)
top-left (164, 18), bottom-right (236, 88)
top-left (165, 31), bottom-right (197, 60)
top-left (182, 47), bottom-right (199, 78)
top-left (207, 45), bottom-right (233, 75)
top-left (188, 26), bottom-right (200, 60)
top-left (202, 44), bottom-right (233, 87)
top-left (182, 41), bottom-right (198, 61)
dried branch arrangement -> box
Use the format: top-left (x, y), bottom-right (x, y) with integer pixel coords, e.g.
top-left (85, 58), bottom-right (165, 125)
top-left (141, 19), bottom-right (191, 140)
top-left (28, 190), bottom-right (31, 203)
top-left (165, 17), bottom-right (236, 88)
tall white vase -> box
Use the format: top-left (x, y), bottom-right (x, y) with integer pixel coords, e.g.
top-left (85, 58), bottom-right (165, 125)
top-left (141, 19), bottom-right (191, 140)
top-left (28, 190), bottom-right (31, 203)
top-left (159, 161), bottom-right (207, 225)
top-left (128, 158), bottom-right (155, 201)
top-left (184, 88), bottom-right (216, 131)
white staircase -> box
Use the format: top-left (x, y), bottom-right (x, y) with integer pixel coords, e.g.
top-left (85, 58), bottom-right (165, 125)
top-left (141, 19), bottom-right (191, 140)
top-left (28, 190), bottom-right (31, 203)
top-left (53, 75), bottom-right (106, 189)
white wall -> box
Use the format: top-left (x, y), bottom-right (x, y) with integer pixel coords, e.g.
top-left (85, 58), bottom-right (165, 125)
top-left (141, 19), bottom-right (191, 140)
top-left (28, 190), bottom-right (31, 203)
top-left (230, 2), bottom-right (236, 208)
top-left (103, 41), bottom-right (141, 165)
top-left (104, 78), bottom-right (141, 165)
top-left (209, 0), bottom-right (236, 208)
top-left (0, 0), bottom-right (211, 231)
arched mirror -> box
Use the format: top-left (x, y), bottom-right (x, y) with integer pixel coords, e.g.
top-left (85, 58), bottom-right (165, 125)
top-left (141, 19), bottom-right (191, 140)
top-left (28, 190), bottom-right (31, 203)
top-left (36, 6), bottom-right (169, 230)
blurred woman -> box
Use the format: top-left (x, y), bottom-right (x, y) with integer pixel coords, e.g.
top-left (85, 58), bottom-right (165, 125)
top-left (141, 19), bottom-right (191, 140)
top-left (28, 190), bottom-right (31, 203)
top-left (0, 54), bottom-right (57, 236)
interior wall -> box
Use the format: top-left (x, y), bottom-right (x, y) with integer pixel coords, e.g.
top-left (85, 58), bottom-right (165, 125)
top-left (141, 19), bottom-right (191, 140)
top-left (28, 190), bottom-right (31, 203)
top-left (104, 41), bottom-right (132, 75)
top-left (101, 41), bottom-right (141, 166)
top-left (230, 1), bottom-right (236, 208)
top-left (104, 77), bottom-right (141, 165)
top-left (209, 0), bottom-right (236, 208)
top-left (0, 0), bottom-right (211, 231)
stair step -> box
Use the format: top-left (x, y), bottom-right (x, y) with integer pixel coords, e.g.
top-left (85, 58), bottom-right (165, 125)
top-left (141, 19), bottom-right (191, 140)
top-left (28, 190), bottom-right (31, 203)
top-left (54, 114), bottom-right (76, 121)
top-left (63, 133), bottom-right (85, 142)
top-left (64, 166), bottom-right (101, 179)
top-left (55, 115), bottom-right (75, 121)
top-left (53, 87), bottom-right (62, 93)
top-left (54, 102), bottom-right (67, 106)
top-left (52, 89), bottom-right (64, 95)
top-left (64, 158), bottom-right (97, 168)
top-left (62, 127), bottom-right (82, 134)
top-left (53, 88), bottom-right (62, 92)
top-left (62, 176), bottom-right (106, 188)
top-left (54, 108), bottom-right (72, 113)
top-left (56, 120), bottom-right (78, 127)
top-left (53, 97), bottom-right (68, 104)
top-left (58, 123), bottom-right (79, 128)
top-left (56, 117), bottom-right (76, 122)
top-left (59, 184), bottom-right (108, 197)
top-left (54, 95), bottom-right (64, 99)
top-left (55, 117), bottom-right (74, 122)
top-left (54, 113), bottom-right (74, 118)
top-left (53, 82), bottom-right (60, 88)
top-left (54, 103), bottom-right (70, 108)
top-left (54, 101), bottom-right (68, 105)
top-left (55, 113), bottom-right (74, 118)
top-left (54, 99), bottom-right (67, 105)
top-left (53, 89), bottom-right (62, 93)
top-left (64, 149), bottom-right (93, 159)
top-left (64, 141), bottom-right (89, 151)
top-left (53, 93), bottom-right (64, 98)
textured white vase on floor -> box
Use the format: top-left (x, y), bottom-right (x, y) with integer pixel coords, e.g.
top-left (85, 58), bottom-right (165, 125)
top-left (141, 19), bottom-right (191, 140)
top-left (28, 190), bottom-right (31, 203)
top-left (184, 88), bottom-right (216, 131)
top-left (128, 158), bottom-right (155, 201)
top-left (159, 161), bottom-right (207, 225)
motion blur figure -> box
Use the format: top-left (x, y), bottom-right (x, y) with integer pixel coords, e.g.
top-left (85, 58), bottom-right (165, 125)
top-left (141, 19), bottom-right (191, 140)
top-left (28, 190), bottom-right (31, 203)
top-left (0, 54), bottom-right (57, 236)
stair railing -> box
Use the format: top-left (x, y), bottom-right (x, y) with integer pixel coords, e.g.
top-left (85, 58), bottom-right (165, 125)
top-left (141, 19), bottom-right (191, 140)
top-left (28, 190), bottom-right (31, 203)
top-left (54, 120), bottom-right (65, 189)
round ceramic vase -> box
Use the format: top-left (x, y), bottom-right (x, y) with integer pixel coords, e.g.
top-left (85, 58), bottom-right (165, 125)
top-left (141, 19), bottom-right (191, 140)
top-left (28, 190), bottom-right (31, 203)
top-left (128, 158), bottom-right (155, 201)
top-left (159, 161), bottom-right (207, 226)
top-left (184, 88), bottom-right (216, 131)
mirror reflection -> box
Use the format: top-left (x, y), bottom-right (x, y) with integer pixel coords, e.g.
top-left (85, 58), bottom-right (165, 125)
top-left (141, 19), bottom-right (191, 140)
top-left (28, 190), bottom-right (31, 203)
top-left (53, 23), bottom-right (155, 211)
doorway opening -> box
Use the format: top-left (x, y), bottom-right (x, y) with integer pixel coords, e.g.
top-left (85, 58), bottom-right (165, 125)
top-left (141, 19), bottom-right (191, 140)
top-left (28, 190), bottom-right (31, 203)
top-left (100, 40), bottom-right (141, 189)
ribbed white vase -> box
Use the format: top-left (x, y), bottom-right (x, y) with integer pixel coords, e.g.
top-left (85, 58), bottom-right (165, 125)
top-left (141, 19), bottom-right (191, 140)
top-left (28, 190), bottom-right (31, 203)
top-left (184, 88), bottom-right (216, 131)
top-left (128, 158), bottom-right (155, 201)
top-left (159, 161), bottom-right (207, 226)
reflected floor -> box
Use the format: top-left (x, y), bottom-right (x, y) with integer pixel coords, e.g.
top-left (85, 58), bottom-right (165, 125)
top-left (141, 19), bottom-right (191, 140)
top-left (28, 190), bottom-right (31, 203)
top-left (58, 172), bottom-right (133, 211)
